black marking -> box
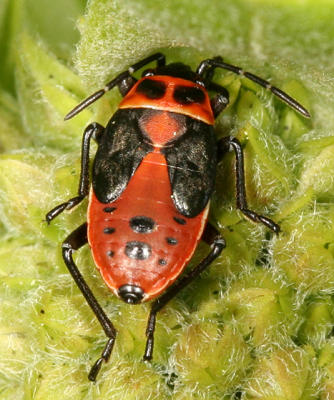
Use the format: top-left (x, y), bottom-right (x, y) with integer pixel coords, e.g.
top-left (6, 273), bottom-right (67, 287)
top-left (103, 206), bottom-right (116, 213)
top-left (107, 250), bottom-right (114, 257)
top-left (173, 216), bottom-right (186, 225)
top-left (92, 109), bottom-right (153, 204)
top-left (166, 237), bottom-right (178, 245)
top-left (173, 85), bottom-right (205, 105)
top-left (136, 79), bottom-right (166, 99)
top-left (162, 116), bottom-right (217, 218)
top-left (158, 259), bottom-right (167, 266)
top-left (118, 284), bottom-right (144, 304)
top-left (125, 241), bottom-right (152, 260)
top-left (103, 227), bottom-right (115, 234)
top-left (148, 62), bottom-right (198, 82)
top-left (130, 215), bottom-right (155, 233)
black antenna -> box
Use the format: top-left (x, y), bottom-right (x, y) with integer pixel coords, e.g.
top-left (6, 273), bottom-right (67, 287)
top-left (64, 72), bottom-right (128, 120)
top-left (64, 53), bottom-right (166, 120)
top-left (197, 58), bottom-right (310, 118)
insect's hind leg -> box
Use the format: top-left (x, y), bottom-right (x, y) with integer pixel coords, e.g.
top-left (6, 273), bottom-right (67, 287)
top-left (62, 223), bottom-right (117, 381)
top-left (218, 136), bottom-right (280, 233)
top-left (143, 223), bottom-right (225, 361)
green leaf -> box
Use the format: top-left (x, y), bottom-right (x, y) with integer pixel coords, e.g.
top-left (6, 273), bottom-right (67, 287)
top-left (1, 0), bottom-right (333, 398)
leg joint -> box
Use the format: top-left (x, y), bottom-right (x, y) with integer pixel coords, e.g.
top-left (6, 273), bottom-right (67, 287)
top-left (62, 242), bottom-right (72, 251)
top-left (211, 236), bottom-right (226, 257)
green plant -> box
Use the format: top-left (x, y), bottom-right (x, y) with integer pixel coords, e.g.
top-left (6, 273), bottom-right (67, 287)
top-left (1, 0), bottom-right (334, 399)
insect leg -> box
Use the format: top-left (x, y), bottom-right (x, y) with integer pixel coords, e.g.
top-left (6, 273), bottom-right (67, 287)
top-left (218, 136), bottom-right (280, 233)
top-left (62, 223), bottom-right (117, 381)
top-left (65, 53), bottom-right (166, 120)
top-left (46, 122), bottom-right (105, 223)
top-left (143, 223), bottom-right (225, 361)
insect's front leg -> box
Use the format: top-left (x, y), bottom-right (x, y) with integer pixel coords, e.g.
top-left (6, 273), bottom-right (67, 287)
top-left (218, 136), bottom-right (280, 234)
top-left (46, 122), bottom-right (105, 223)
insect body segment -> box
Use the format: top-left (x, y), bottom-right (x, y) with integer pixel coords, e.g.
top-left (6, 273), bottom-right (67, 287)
top-left (88, 150), bottom-right (209, 303)
top-left (119, 75), bottom-right (215, 124)
top-left (46, 52), bottom-right (310, 381)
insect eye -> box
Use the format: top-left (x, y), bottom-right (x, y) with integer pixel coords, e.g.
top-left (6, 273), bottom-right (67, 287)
top-left (136, 79), bottom-right (166, 99)
top-left (173, 85), bottom-right (205, 105)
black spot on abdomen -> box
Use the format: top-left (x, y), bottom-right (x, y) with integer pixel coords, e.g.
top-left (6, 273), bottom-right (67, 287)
top-left (129, 216), bottom-right (155, 233)
top-left (103, 206), bottom-right (116, 213)
top-left (104, 227), bottom-right (115, 234)
top-left (166, 237), bottom-right (178, 245)
top-left (125, 241), bottom-right (152, 260)
top-left (173, 216), bottom-right (186, 225)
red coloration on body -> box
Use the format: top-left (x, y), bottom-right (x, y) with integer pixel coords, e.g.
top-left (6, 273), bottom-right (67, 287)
top-left (140, 111), bottom-right (186, 146)
top-left (87, 151), bottom-right (208, 301)
top-left (119, 76), bottom-right (214, 125)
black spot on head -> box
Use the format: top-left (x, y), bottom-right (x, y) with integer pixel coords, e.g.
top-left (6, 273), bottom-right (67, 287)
top-left (130, 215), bottom-right (155, 233)
top-left (173, 85), bottom-right (205, 105)
top-left (158, 258), bottom-right (167, 266)
top-left (136, 79), bottom-right (166, 99)
top-left (125, 241), bottom-right (152, 260)
top-left (173, 216), bottom-right (186, 225)
top-left (166, 237), bottom-right (178, 245)
top-left (145, 62), bottom-right (198, 82)
top-left (104, 227), bottom-right (115, 234)
top-left (107, 250), bottom-right (114, 257)
top-left (103, 206), bottom-right (116, 213)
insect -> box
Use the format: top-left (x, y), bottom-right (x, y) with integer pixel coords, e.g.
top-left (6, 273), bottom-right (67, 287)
top-left (46, 53), bottom-right (310, 381)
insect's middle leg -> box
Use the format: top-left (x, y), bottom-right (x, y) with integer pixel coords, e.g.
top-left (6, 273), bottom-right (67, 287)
top-left (46, 122), bottom-right (104, 223)
top-left (218, 136), bottom-right (280, 233)
top-left (143, 223), bottom-right (225, 361)
top-left (62, 223), bottom-right (117, 381)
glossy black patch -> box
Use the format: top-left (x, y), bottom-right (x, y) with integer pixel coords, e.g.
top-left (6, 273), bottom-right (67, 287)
top-left (146, 62), bottom-right (198, 82)
top-left (166, 237), bottom-right (178, 245)
top-left (93, 109), bottom-right (153, 203)
top-left (130, 215), bottom-right (155, 233)
top-left (103, 206), bottom-right (116, 213)
top-left (103, 227), bottom-right (115, 234)
top-left (173, 85), bottom-right (205, 105)
top-left (118, 284), bottom-right (144, 304)
top-left (173, 216), bottom-right (186, 225)
top-left (107, 250), bottom-right (114, 257)
top-left (136, 79), bottom-right (166, 99)
top-left (162, 116), bottom-right (217, 218)
top-left (158, 258), bottom-right (167, 266)
top-left (125, 241), bottom-right (152, 260)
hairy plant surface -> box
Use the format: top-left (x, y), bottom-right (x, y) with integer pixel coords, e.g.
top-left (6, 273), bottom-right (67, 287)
top-left (0, 0), bottom-right (334, 399)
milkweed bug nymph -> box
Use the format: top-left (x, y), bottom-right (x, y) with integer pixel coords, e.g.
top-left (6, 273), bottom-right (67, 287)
top-left (46, 53), bottom-right (310, 381)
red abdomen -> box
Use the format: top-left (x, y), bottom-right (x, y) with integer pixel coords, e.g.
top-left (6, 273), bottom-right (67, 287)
top-left (87, 151), bottom-right (208, 302)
